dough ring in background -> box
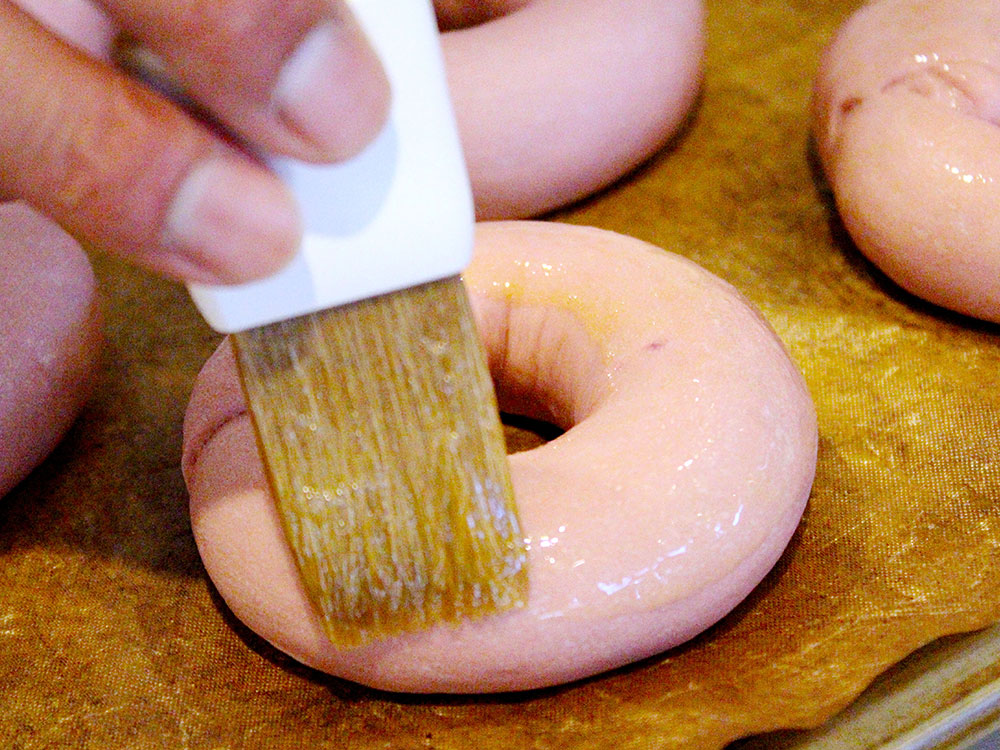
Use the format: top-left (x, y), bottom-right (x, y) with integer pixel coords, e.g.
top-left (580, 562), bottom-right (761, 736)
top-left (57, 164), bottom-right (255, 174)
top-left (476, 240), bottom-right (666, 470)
top-left (182, 222), bottom-right (818, 693)
top-left (0, 202), bottom-right (103, 498)
top-left (813, 0), bottom-right (1000, 322)
top-left (440, 0), bottom-right (705, 219)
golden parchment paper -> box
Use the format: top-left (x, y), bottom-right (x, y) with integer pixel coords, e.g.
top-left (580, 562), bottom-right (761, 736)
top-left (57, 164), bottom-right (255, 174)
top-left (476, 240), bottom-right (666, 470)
top-left (5, 1), bottom-right (1000, 747)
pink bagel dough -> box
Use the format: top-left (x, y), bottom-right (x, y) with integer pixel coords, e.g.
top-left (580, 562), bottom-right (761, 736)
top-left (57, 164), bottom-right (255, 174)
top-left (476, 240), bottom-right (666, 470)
top-left (0, 202), bottom-right (102, 498)
top-left (813, 0), bottom-right (1000, 322)
top-left (182, 221), bottom-right (817, 693)
top-left (441, 0), bottom-right (705, 219)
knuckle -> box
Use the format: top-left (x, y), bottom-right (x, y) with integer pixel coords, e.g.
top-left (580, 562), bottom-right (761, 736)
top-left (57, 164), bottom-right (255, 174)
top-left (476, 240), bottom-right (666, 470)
top-left (37, 75), bottom-right (192, 243)
top-left (170, 0), bottom-right (326, 74)
top-left (48, 88), bottom-right (135, 214)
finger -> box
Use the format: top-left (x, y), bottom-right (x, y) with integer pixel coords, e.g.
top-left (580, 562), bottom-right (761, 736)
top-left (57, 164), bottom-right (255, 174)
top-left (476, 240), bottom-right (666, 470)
top-left (1, 1), bottom-right (300, 284)
top-left (97, 0), bottom-right (390, 162)
top-left (10, 0), bottom-right (115, 58)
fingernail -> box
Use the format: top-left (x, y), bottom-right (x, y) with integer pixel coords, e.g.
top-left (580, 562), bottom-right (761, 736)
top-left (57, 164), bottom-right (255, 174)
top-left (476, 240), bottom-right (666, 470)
top-left (163, 155), bottom-right (301, 285)
top-left (273, 18), bottom-right (390, 159)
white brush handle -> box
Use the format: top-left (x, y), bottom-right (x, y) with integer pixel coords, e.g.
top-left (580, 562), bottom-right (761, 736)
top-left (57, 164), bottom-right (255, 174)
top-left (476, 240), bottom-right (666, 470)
top-left (187, 0), bottom-right (473, 333)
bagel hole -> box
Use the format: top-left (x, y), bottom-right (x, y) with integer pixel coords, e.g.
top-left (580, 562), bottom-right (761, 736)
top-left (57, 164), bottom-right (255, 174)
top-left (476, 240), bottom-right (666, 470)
top-left (501, 411), bottom-right (564, 454)
top-left (434, 0), bottom-right (531, 30)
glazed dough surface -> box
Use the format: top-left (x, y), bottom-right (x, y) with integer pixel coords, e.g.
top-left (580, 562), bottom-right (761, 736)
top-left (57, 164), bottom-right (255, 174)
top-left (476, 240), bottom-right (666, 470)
top-left (182, 222), bottom-right (817, 693)
top-left (813, 0), bottom-right (1000, 321)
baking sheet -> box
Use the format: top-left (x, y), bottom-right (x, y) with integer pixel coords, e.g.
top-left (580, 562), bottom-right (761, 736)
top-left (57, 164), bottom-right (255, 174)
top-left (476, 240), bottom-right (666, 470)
top-left (4, 1), bottom-right (1000, 747)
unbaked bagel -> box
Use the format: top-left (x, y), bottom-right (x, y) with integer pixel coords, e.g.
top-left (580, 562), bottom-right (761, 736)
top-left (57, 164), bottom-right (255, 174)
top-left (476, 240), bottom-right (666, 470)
top-left (441, 0), bottom-right (705, 219)
top-left (813, 0), bottom-right (1000, 322)
top-left (182, 221), bottom-right (817, 693)
top-left (0, 202), bottom-right (103, 498)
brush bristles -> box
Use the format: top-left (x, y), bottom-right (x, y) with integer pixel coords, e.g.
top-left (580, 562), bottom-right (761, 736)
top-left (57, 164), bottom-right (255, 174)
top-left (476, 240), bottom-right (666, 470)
top-left (232, 276), bottom-right (528, 647)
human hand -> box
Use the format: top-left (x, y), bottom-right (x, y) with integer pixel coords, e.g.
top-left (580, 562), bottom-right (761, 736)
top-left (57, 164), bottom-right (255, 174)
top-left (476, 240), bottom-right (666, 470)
top-left (1, 0), bottom-right (390, 284)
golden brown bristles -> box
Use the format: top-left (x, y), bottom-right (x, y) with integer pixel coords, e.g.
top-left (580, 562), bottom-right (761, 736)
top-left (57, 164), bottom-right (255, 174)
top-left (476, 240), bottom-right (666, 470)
top-left (232, 276), bottom-right (528, 647)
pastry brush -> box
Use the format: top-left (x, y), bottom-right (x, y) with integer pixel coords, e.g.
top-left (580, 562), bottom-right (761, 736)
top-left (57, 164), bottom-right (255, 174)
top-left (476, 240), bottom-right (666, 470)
top-left (178, 0), bottom-right (527, 646)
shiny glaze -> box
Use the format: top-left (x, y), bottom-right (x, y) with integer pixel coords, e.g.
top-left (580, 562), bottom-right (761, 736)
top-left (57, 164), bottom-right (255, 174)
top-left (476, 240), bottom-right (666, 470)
top-left (814, 0), bottom-right (1000, 321)
top-left (183, 222), bottom-right (817, 692)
